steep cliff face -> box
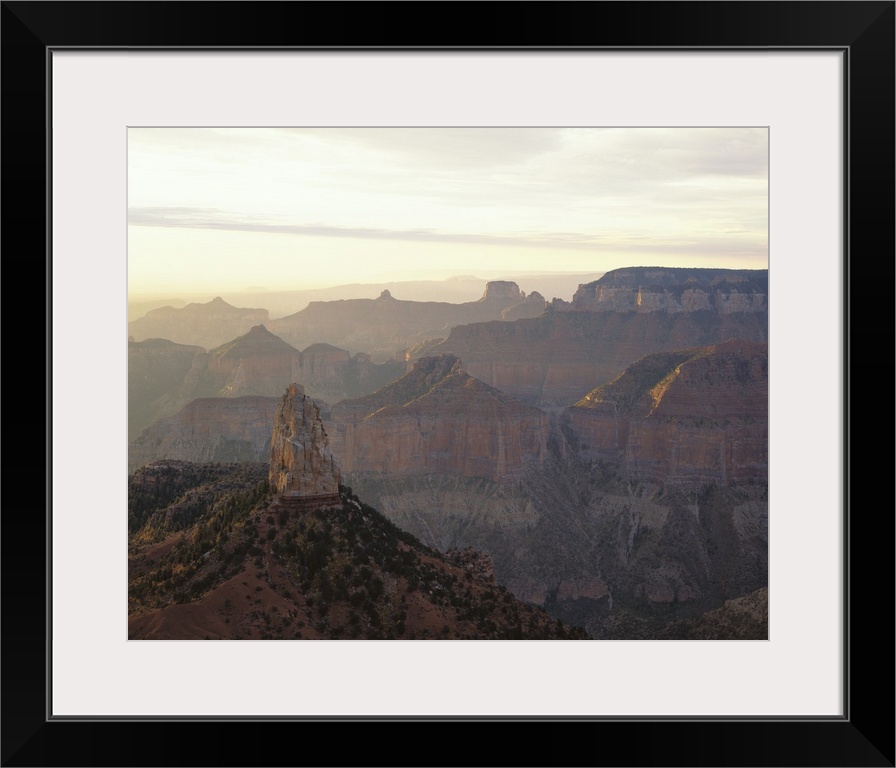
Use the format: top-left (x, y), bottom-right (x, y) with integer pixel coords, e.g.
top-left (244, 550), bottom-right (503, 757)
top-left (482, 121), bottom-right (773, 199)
top-left (129, 396), bottom-right (281, 471)
top-left (128, 296), bottom-right (269, 349)
top-left (556, 267), bottom-right (768, 314)
top-left (269, 383), bottom-right (342, 506)
top-left (418, 309), bottom-right (768, 407)
top-left (267, 281), bottom-right (533, 361)
top-left (349, 459), bottom-right (767, 636)
top-left (564, 340), bottom-right (768, 484)
top-left (327, 354), bottom-right (552, 482)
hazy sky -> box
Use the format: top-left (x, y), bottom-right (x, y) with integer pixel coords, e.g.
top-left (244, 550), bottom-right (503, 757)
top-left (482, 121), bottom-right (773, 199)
top-left (128, 127), bottom-right (768, 295)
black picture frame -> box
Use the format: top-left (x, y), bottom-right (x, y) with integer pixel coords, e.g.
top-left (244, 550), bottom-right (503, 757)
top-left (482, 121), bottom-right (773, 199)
top-left (4, 2), bottom-right (893, 766)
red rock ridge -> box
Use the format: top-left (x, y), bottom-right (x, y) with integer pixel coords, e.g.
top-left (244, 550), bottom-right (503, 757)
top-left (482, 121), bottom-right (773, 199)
top-left (417, 310), bottom-right (768, 407)
top-left (564, 340), bottom-right (768, 484)
top-left (326, 354), bottom-right (551, 482)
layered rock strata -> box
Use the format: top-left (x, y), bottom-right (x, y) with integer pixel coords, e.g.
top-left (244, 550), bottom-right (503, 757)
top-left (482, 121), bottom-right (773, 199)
top-left (269, 383), bottom-right (342, 508)
top-left (416, 309), bottom-right (768, 407)
top-left (564, 339), bottom-right (768, 484)
top-left (553, 266), bottom-right (768, 314)
top-left (327, 354), bottom-right (552, 483)
top-left (128, 396), bottom-right (280, 472)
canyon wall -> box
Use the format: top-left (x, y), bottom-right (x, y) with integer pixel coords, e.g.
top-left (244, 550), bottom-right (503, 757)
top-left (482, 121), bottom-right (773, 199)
top-left (564, 339), bottom-right (768, 484)
top-left (555, 266), bottom-right (768, 314)
top-left (420, 309), bottom-right (768, 407)
top-left (128, 396), bottom-right (280, 471)
top-left (327, 354), bottom-right (552, 483)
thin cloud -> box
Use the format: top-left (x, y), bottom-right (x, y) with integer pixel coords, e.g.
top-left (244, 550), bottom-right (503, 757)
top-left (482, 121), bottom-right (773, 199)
top-left (128, 206), bottom-right (765, 257)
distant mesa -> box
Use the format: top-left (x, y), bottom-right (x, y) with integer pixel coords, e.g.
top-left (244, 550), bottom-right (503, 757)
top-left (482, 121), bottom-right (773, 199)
top-left (267, 280), bottom-right (542, 361)
top-left (481, 280), bottom-right (522, 301)
top-left (269, 383), bottom-right (342, 509)
top-left (552, 266), bottom-right (768, 314)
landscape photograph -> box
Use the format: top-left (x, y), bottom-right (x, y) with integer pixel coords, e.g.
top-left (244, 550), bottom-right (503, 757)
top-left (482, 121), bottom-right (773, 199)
top-left (127, 126), bottom-right (769, 641)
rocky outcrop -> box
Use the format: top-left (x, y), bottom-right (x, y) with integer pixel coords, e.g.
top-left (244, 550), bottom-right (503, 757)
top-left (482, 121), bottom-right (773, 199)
top-left (445, 547), bottom-right (496, 583)
top-left (128, 296), bottom-right (269, 349)
top-left (327, 354), bottom-right (552, 482)
top-left (269, 383), bottom-right (341, 507)
top-left (501, 290), bottom-right (546, 321)
top-left (553, 267), bottom-right (768, 314)
top-left (129, 396), bottom-right (281, 472)
top-left (267, 281), bottom-right (533, 361)
top-left (414, 301), bottom-right (768, 407)
top-left (564, 340), bottom-right (768, 484)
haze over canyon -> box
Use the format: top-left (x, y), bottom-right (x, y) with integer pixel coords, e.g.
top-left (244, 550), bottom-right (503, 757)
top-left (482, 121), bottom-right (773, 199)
top-left (129, 266), bottom-right (769, 640)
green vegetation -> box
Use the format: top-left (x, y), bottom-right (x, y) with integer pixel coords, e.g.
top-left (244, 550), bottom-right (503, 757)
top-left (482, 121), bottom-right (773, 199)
top-left (128, 465), bottom-right (589, 640)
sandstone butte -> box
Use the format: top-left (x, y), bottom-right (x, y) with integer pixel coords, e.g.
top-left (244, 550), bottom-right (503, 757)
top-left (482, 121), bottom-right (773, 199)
top-left (415, 267), bottom-right (768, 407)
top-left (563, 339), bottom-right (768, 484)
top-left (267, 281), bottom-right (546, 360)
top-left (326, 354), bottom-right (551, 483)
top-left (269, 383), bottom-right (342, 509)
top-left (128, 296), bottom-right (269, 350)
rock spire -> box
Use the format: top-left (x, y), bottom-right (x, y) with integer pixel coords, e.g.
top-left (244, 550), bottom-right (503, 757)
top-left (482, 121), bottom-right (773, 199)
top-left (269, 383), bottom-right (342, 508)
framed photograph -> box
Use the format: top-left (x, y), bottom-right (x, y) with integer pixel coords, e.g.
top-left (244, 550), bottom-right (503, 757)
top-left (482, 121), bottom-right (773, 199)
top-left (7, 1), bottom-right (892, 765)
